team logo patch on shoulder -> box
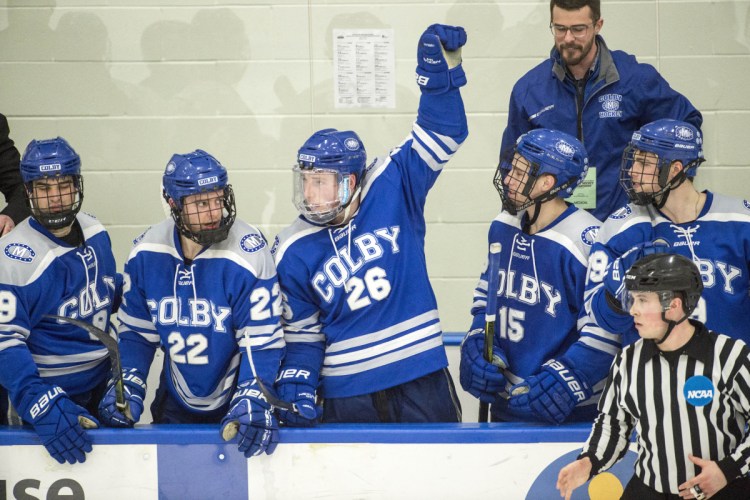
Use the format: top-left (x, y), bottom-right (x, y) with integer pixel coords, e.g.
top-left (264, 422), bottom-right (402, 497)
top-left (270, 236), bottom-right (280, 255)
top-left (683, 375), bottom-right (714, 407)
top-left (240, 233), bottom-right (266, 253)
top-left (165, 161), bottom-right (177, 175)
top-left (580, 225), bottom-right (599, 246)
top-left (4, 243), bottom-right (36, 263)
top-left (609, 206), bottom-right (632, 220)
top-left (743, 200), bottom-right (750, 211)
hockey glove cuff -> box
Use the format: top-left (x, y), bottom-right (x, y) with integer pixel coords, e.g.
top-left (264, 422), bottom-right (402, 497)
top-left (221, 381), bottom-right (280, 458)
top-left (276, 367), bottom-right (321, 427)
top-left (25, 385), bottom-right (99, 464)
top-left (459, 328), bottom-right (508, 403)
top-left (508, 359), bottom-right (592, 424)
top-left (98, 368), bottom-right (146, 427)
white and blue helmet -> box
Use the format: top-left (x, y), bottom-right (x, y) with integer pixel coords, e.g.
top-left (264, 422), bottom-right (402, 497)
top-left (293, 128), bottom-right (367, 225)
top-left (162, 149), bottom-right (236, 245)
top-left (495, 129), bottom-right (588, 215)
top-left (20, 137), bottom-right (83, 229)
top-left (620, 119), bottom-right (705, 206)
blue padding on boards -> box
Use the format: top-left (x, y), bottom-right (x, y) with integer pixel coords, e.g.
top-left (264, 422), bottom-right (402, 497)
top-left (157, 442), bottom-right (248, 500)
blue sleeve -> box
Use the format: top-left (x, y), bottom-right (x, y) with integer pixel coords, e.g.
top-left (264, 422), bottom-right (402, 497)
top-left (500, 83), bottom-right (531, 160)
top-left (416, 87), bottom-right (468, 141)
top-left (639, 66), bottom-right (702, 129)
top-left (117, 258), bottom-right (158, 375)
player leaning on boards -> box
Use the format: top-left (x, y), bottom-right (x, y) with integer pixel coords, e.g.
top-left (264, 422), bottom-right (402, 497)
top-left (557, 253), bottom-right (750, 499)
top-left (523, 119), bottom-right (750, 425)
top-left (501, 0), bottom-right (701, 221)
top-left (98, 151), bottom-right (284, 458)
top-left (460, 129), bottom-right (602, 423)
top-left (271, 24), bottom-right (467, 425)
top-left (0, 138), bottom-right (119, 464)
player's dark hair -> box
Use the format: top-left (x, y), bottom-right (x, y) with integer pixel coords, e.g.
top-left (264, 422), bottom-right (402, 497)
top-left (550, 0), bottom-right (601, 22)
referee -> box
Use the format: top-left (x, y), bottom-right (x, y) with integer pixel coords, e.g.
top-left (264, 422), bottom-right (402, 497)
top-left (557, 253), bottom-right (750, 499)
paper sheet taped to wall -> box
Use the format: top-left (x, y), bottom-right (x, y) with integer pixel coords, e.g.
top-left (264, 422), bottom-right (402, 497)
top-left (333, 29), bottom-right (395, 109)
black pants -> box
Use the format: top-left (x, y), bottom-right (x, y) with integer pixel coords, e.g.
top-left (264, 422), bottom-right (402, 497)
top-left (623, 474), bottom-right (750, 499)
top-left (321, 368), bottom-right (462, 423)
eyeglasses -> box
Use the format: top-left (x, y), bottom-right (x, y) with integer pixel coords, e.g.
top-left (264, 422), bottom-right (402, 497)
top-left (550, 23), bottom-right (595, 39)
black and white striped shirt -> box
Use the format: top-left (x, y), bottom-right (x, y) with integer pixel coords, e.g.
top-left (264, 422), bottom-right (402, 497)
top-left (581, 320), bottom-right (750, 494)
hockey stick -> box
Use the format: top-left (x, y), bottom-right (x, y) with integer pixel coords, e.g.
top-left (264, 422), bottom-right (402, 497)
top-left (241, 330), bottom-right (303, 414)
top-left (45, 315), bottom-right (128, 423)
top-left (478, 242), bottom-right (502, 423)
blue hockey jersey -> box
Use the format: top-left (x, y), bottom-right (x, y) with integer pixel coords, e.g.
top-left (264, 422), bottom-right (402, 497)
top-left (0, 215), bottom-right (118, 415)
top-left (584, 191), bottom-right (750, 359)
top-left (117, 219), bottom-right (284, 414)
top-left (469, 206), bottom-right (602, 419)
top-left (273, 119), bottom-right (467, 399)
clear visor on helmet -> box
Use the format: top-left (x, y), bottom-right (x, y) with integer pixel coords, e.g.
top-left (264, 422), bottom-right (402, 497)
top-left (621, 290), bottom-right (675, 314)
top-left (293, 165), bottom-right (353, 225)
top-left (26, 174), bottom-right (83, 230)
top-left (619, 146), bottom-right (672, 206)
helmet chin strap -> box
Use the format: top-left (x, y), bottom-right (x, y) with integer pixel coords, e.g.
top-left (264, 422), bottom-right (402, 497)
top-left (331, 185), bottom-right (362, 226)
top-left (655, 312), bottom-right (690, 345)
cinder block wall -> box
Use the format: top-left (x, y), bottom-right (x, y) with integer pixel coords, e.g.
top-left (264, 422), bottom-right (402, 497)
top-left (2, 0), bottom-right (748, 339)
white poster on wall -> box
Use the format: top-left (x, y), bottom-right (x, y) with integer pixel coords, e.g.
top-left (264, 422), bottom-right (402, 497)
top-left (333, 29), bottom-right (395, 109)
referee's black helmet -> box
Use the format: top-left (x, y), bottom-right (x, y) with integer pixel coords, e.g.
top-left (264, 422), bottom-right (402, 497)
top-left (624, 253), bottom-right (703, 315)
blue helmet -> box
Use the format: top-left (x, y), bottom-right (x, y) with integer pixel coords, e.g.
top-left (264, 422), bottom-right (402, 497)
top-left (620, 119), bottom-right (705, 206)
top-left (495, 129), bottom-right (588, 215)
top-left (162, 149), bottom-right (236, 245)
top-left (293, 128), bottom-right (367, 224)
top-left (20, 137), bottom-right (83, 229)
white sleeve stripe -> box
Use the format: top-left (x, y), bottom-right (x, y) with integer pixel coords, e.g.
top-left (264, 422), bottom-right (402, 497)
top-left (37, 356), bottom-right (109, 378)
top-left (411, 140), bottom-right (442, 172)
top-left (283, 313), bottom-right (321, 331)
top-left (32, 348), bottom-right (109, 364)
top-left (414, 122), bottom-right (460, 151)
top-left (118, 310), bottom-right (157, 332)
top-left (412, 123), bottom-right (454, 161)
top-left (0, 338), bottom-right (26, 351)
top-left (235, 324), bottom-right (283, 338)
top-left (0, 326), bottom-right (29, 338)
top-left (579, 336), bottom-right (621, 356)
top-left (238, 329), bottom-right (285, 348)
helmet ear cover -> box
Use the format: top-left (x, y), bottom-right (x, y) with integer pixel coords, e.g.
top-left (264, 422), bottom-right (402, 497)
top-left (20, 137), bottom-right (83, 230)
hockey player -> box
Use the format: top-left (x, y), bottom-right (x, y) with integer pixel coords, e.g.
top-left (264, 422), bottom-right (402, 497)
top-left (0, 137), bottom-right (118, 464)
top-left (271, 24), bottom-right (467, 424)
top-left (460, 129), bottom-right (602, 423)
top-left (98, 150), bottom-right (284, 458)
top-left (518, 118), bottom-right (750, 424)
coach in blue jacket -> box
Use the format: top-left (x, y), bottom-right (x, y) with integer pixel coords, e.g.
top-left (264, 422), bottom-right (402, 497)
top-left (500, 0), bottom-right (702, 221)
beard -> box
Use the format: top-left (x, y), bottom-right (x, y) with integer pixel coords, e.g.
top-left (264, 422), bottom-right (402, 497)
top-left (557, 36), bottom-right (595, 68)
